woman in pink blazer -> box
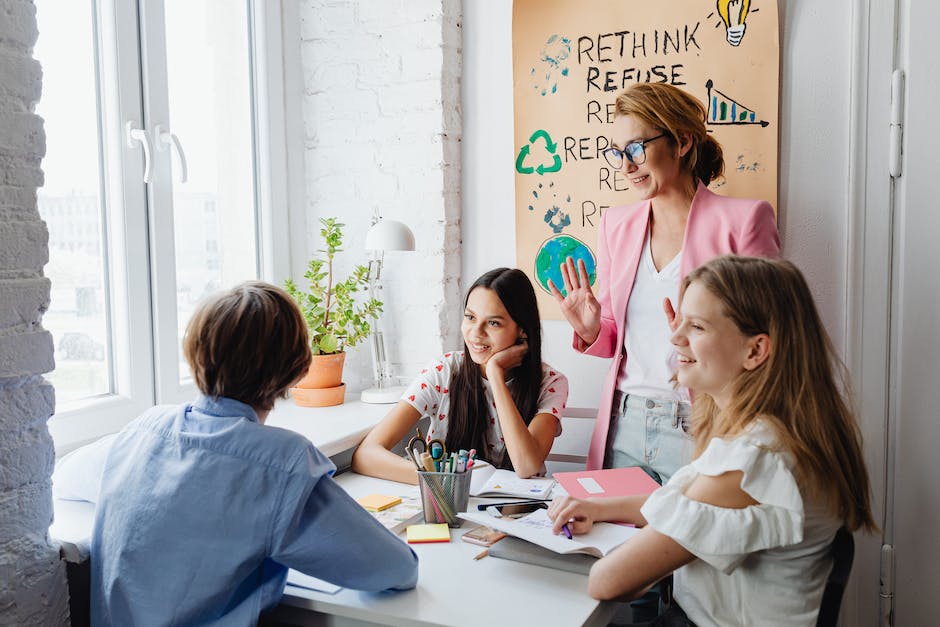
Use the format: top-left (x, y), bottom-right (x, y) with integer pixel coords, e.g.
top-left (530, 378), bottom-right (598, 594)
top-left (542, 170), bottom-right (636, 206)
top-left (550, 83), bottom-right (779, 480)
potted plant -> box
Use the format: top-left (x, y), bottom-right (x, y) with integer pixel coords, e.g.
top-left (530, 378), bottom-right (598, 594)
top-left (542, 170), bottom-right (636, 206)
top-left (285, 217), bottom-right (382, 407)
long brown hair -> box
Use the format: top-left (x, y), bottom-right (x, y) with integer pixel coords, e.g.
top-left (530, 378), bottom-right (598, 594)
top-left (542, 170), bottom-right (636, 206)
top-left (615, 83), bottom-right (723, 193)
top-left (680, 256), bottom-right (876, 532)
top-left (445, 268), bottom-right (543, 468)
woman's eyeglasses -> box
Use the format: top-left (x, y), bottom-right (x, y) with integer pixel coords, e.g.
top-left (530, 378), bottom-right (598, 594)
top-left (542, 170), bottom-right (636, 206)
top-left (603, 133), bottom-right (668, 168)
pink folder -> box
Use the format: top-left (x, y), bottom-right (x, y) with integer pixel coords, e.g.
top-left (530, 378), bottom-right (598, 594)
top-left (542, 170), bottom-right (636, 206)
top-left (553, 467), bottom-right (661, 500)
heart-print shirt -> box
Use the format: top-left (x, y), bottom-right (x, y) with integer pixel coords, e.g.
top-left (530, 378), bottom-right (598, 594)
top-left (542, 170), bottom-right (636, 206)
top-left (401, 351), bottom-right (568, 467)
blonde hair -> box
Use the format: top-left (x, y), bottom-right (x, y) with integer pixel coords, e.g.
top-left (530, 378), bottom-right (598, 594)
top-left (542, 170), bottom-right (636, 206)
top-left (615, 83), bottom-right (723, 191)
top-left (681, 256), bottom-right (876, 532)
top-left (183, 281), bottom-right (312, 411)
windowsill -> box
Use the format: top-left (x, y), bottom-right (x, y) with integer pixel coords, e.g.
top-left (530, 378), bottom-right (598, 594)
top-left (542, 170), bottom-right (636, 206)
top-left (264, 397), bottom-right (390, 458)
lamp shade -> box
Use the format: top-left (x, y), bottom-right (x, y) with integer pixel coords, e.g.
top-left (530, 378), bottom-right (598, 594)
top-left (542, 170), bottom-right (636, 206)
top-left (365, 219), bottom-right (415, 252)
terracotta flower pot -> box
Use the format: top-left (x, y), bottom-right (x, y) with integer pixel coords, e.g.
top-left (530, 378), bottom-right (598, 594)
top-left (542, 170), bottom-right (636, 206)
top-left (292, 352), bottom-right (347, 407)
top-left (292, 383), bottom-right (346, 408)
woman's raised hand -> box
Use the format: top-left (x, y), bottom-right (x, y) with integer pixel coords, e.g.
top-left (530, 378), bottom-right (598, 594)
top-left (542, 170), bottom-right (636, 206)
top-left (547, 257), bottom-right (601, 346)
top-left (663, 297), bottom-right (680, 332)
top-left (547, 495), bottom-right (599, 536)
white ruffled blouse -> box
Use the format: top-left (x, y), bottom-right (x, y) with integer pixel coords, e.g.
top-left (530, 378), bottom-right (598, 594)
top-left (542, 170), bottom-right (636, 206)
top-left (641, 420), bottom-right (842, 627)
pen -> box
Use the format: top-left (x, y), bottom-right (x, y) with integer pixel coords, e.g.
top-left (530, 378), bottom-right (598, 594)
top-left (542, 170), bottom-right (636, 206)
top-left (473, 548), bottom-right (489, 560)
top-left (561, 523), bottom-right (573, 540)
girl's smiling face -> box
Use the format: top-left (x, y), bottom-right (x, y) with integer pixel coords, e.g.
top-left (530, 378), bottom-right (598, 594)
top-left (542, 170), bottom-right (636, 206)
top-left (462, 287), bottom-right (522, 372)
top-left (671, 281), bottom-right (764, 408)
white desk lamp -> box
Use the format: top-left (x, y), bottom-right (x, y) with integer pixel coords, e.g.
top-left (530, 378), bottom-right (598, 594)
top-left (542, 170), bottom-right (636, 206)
top-left (360, 217), bottom-right (415, 404)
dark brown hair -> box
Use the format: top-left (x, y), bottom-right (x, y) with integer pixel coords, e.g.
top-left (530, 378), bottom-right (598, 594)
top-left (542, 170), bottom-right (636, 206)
top-left (183, 281), bottom-right (312, 411)
top-left (615, 83), bottom-right (724, 191)
top-left (681, 256), bottom-right (876, 532)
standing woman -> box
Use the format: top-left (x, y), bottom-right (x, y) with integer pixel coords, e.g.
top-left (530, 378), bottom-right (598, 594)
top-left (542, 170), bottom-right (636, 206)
top-left (550, 83), bottom-right (779, 482)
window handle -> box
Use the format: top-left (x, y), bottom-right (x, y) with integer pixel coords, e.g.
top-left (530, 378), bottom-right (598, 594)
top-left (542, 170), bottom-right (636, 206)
top-left (124, 121), bottom-right (153, 183)
top-left (154, 124), bottom-right (188, 183)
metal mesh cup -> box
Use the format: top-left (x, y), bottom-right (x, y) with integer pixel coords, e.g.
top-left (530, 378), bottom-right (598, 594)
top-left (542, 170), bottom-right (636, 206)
top-left (416, 470), bottom-right (472, 527)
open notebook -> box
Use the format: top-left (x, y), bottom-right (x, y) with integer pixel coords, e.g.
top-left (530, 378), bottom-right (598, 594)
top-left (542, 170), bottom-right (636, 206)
top-left (469, 464), bottom-right (555, 500)
top-left (458, 509), bottom-right (638, 558)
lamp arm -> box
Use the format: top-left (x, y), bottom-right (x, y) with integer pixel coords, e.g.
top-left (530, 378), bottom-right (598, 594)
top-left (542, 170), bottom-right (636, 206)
top-left (368, 254), bottom-right (391, 389)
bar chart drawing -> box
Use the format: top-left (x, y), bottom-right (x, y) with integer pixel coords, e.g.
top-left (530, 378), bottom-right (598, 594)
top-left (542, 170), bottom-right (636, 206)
top-left (705, 79), bottom-right (769, 127)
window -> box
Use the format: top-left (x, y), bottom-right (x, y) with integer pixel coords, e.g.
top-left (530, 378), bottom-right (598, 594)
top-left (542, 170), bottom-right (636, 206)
top-left (37, 0), bottom-right (299, 451)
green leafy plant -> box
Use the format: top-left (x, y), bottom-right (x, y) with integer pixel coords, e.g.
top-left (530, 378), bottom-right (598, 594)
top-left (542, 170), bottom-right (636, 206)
top-left (285, 218), bottom-right (382, 355)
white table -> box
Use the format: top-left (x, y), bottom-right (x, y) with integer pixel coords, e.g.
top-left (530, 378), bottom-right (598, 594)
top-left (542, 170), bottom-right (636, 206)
top-left (50, 398), bottom-right (615, 626)
top-left (269, 472), bottom-right (616, 627)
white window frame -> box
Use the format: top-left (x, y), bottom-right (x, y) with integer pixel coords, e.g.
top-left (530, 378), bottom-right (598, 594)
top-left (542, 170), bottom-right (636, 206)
top-left (47, 0), bottom-right (305, 455)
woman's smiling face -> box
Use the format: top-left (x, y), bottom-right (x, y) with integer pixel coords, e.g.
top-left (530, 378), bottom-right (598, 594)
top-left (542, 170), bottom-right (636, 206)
top-left (461, 287), bottom-right (521, 371)
top-left (610, 114), bottom-right (688, 201)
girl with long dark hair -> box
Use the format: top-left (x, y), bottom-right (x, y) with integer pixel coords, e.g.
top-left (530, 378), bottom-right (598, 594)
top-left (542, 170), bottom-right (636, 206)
top-left (352, 268), bottom-right (568, 483)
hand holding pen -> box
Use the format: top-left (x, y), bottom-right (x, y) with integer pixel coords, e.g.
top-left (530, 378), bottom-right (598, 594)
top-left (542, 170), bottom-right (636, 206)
top-left (547, 494), bottom-right (597, 537)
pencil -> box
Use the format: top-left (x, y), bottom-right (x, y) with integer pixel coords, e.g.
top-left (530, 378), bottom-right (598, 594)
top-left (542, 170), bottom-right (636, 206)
top-left (473, 548), bottom-right (489, 560)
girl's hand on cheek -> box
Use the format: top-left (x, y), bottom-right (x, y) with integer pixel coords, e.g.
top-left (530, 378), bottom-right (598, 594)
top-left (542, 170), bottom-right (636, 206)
top-left (485, 341), bottom-right (528, 380)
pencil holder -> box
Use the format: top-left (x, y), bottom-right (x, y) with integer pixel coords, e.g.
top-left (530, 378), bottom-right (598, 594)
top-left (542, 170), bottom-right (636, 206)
top-left (416, 470), bottom-right (472, 527)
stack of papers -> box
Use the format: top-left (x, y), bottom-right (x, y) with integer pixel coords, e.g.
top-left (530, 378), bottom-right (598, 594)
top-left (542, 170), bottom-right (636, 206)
top-left (367, 494), bottom-right (424, 535)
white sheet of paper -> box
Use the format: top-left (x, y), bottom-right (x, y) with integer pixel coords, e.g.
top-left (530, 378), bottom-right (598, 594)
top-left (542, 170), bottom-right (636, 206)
top-left (286, 570), bottom-right (342, 594)
top-left (576, 477), bottom-right (604, 494)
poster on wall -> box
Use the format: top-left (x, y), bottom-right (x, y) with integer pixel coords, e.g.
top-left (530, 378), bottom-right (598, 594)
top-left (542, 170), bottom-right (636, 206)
top-left (513, 0), bottom-right (780, 318)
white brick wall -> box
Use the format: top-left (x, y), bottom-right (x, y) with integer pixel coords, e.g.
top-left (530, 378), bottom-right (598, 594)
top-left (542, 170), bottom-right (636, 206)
top-left (298, 0), bottom-right (462, 391)
top-left (0, 0), bottom-right (70, 623)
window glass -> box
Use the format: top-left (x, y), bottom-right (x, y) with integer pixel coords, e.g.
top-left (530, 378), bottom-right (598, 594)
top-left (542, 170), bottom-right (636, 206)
top-left (35, 0), bottom-right (112, 403)
top-left (163, 0), bottom-right (259, 383)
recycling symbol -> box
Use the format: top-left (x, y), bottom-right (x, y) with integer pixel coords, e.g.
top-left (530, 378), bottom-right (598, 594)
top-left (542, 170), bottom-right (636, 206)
top-left (515, 129), bottom-right (562, 175)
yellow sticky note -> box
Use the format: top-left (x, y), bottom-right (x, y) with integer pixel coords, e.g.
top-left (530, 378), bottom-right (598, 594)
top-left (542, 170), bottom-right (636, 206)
top-left (406, 523), bottom-right (451, 544)
top-left (357, 494), bottom-right (402, 512)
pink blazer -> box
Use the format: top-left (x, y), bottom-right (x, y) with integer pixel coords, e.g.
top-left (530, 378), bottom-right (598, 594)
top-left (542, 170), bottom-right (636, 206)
top-left (576, 182), bottom-right (780, 470)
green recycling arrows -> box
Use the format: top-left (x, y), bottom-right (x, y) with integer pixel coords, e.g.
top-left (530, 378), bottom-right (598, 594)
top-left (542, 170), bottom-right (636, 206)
top-left (515, 129), bottom-right (562, 175)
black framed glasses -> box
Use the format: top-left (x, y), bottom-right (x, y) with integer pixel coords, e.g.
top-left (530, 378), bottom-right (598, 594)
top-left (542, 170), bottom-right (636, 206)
top-left (603, 133), bottom-right (668, 168)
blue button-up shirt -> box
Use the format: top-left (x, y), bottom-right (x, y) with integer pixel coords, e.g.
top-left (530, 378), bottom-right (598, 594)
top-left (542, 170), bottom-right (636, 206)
top-left (90, 396), bottom-right (418, 626)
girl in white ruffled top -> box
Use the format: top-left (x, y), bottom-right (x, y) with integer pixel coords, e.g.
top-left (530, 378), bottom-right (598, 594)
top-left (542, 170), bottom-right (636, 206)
top-left (547, 256), bottom-right (876, 627)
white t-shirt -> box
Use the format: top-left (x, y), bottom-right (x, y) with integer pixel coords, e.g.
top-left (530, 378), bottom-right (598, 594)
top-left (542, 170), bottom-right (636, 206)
top-left (616, 231), bottom-right (688, 401)
top-left (401, 351), bottom-right (568, 465)
top-left (641, 420), bottom-right (842, 627)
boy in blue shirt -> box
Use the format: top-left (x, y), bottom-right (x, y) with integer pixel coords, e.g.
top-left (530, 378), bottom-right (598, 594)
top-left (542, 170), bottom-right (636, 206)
top-left (88, 281), bottom-right (418, 625)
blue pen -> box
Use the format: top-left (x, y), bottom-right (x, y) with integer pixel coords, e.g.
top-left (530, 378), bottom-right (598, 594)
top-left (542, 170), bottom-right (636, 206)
top-left (561, 523), bottom-right (573, 540)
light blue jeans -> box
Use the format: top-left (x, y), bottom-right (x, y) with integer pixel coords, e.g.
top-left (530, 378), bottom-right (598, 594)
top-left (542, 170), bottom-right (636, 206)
top-left (607, 392), bottom-right (693, 485)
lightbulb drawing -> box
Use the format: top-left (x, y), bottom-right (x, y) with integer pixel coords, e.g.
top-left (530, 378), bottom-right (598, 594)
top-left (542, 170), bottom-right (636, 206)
top-left (717, 0), bottom-right (750, 47)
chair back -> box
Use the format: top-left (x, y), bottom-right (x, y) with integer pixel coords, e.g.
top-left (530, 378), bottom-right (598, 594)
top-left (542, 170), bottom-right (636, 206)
top-left (815, 527), bottom-right (855, 627)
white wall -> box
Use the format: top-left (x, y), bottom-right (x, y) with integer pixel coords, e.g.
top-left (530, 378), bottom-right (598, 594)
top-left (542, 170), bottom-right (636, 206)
top-left (297, 0), bottom-right (463, 393)
top-left (0, 0), bottom-right (70, 622)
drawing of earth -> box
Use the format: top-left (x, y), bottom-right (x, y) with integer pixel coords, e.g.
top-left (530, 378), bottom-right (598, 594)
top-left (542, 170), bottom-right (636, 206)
top-left (534, 235), bottom-right (596, 295)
